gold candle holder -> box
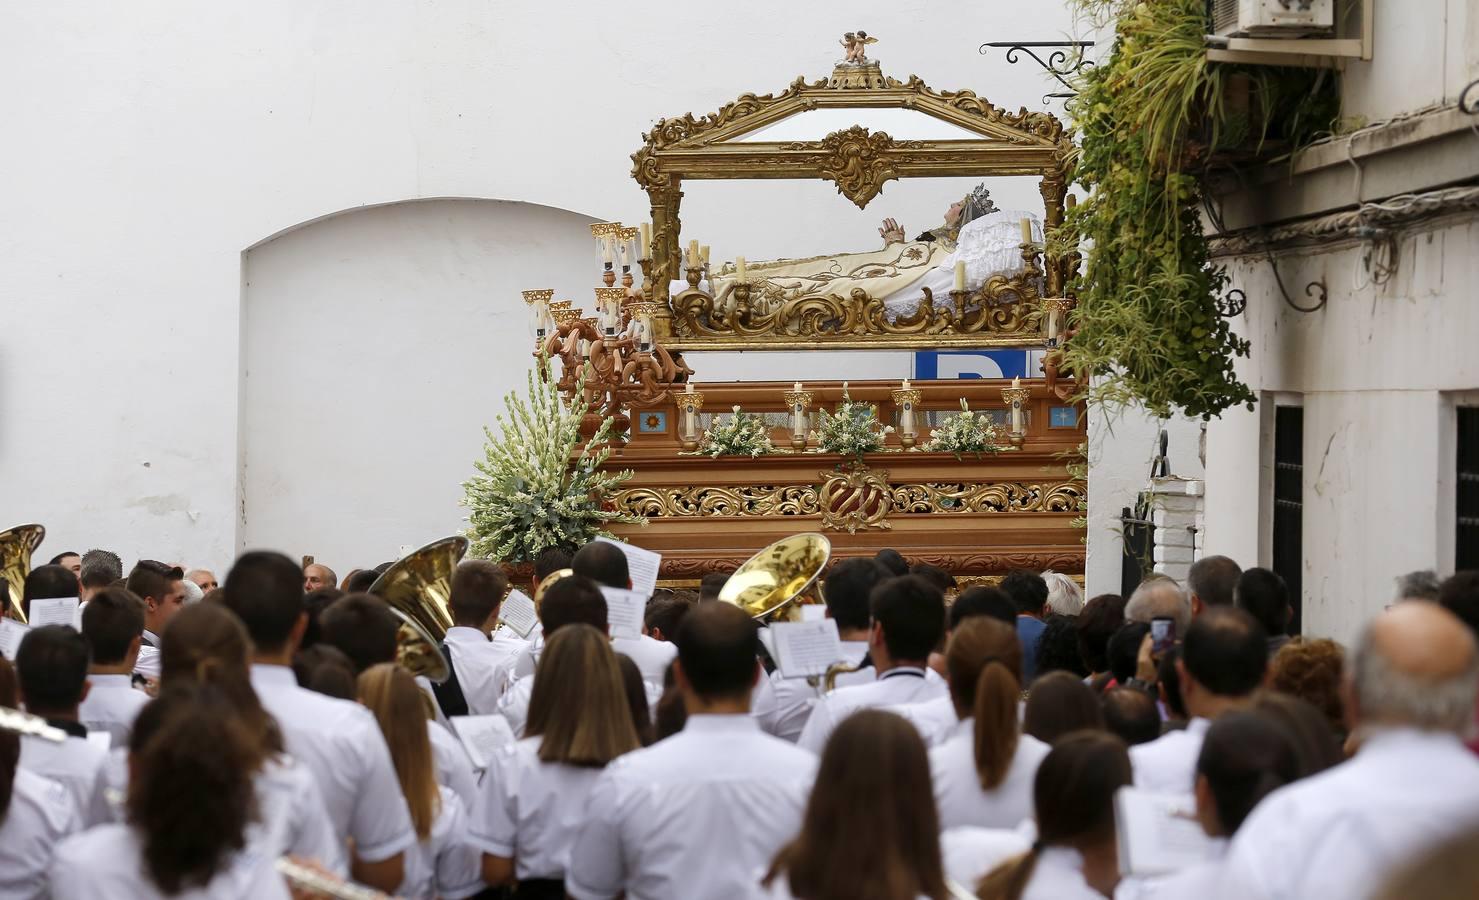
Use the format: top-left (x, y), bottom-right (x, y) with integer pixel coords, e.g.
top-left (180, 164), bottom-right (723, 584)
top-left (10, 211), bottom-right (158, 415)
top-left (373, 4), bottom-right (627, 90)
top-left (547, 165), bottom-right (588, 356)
top-left (1001, 386), bottom-right (1030, 448)
top-left (892, 388), bottom-right (922, 449)
top-left (1041, 298), bottom-right (1071, 349)
top-left (783, 390), bottom-right (812, 450)
top-left (522, 289), bottom-right (556, 343)
top-left (676, 389), bottom-right (705, 451)
top-left (594, 287), bottom-right (627, 338)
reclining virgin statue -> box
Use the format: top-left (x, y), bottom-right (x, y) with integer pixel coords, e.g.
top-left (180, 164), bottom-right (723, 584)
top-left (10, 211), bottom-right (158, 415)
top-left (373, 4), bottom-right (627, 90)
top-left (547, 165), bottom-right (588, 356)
top-left (695, 184), bottom-right (1043, 317)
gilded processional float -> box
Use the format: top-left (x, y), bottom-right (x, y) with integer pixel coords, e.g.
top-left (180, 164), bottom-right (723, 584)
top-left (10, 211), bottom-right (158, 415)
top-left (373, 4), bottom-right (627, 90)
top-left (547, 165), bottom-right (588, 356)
top-left (519, 45), bottom-right (1086, 588)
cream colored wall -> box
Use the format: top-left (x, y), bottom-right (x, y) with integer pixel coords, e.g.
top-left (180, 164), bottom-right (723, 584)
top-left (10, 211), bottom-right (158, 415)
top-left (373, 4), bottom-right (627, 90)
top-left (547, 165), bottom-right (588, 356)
top-left (0, 1), bottom-right (1097, 569)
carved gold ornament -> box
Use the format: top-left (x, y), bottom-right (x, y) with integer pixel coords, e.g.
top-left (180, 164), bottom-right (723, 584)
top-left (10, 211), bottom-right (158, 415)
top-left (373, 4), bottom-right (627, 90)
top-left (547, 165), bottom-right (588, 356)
top-left (611, 479), bottom-right (1084, 520)
top-left (818, 467), bottom-right (894, 533)
top-left (784, 126), bottom-right (924, 209)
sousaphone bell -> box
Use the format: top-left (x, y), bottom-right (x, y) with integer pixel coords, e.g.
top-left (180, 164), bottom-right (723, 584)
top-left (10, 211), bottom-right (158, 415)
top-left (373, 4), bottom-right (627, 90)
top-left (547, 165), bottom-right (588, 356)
top-left (368, 536), bottom-right (467, 684)
top-left (0, 524), bottom-right (45, 625)
top-left (718, 533), bottom-right (830, 622)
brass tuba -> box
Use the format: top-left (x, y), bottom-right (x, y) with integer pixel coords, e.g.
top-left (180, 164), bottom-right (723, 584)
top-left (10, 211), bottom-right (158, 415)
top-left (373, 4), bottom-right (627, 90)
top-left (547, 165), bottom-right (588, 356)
top-left (368, 536), bottom-right (467, 684)
top-left (718, 533), bottom-right (830, 622)
top-left (0, 524), bottom-right (45, 625)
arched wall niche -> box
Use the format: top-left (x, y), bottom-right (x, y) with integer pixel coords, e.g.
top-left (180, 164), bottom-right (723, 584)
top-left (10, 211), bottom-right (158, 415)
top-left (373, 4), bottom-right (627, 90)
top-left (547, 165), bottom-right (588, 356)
top-left (239, 197), bottom-right (600, 571)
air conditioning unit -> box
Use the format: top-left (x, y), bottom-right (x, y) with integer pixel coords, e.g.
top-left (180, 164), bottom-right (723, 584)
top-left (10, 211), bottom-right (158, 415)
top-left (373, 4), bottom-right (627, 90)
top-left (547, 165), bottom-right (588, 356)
top-left (1210, 0), bottom-right (1335, 38)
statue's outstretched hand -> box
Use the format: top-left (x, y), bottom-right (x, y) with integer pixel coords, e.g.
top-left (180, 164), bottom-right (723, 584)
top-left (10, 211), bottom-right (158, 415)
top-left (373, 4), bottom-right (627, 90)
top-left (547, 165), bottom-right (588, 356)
top-left (879, 218), bottom-right (905, 244)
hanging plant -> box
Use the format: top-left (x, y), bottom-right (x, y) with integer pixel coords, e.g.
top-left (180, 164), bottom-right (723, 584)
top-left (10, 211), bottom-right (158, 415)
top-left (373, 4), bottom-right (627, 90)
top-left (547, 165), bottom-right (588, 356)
top-left (461, 356), bottom-right (642, 563)
top-left (1062, 0), bottom-right (1339, 419)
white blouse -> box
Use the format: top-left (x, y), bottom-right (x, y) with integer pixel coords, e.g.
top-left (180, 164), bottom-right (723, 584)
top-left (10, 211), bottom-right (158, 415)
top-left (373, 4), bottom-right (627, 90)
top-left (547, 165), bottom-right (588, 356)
top-left (0, 769), bottom-right (80, 898)
top-left (930, 725), bottom-right (1050, 830)
top-left (398, 785), bottom-right (484, 900)
top-left (76, 673), bottom-right (150, 745)
top-left (470, 735), bottom-right (609, 880)
top-left (49, 823), bottom-right (291, 899)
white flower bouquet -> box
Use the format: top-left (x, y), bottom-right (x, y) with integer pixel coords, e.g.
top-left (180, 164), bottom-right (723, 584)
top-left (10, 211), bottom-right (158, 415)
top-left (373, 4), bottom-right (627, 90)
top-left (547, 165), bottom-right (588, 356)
top-left (921, 398), bottom-right (1006, 459)
top-left (814, 385), bottom-right (894, 463)
top-left (695, 406), bottom-right (776, 458)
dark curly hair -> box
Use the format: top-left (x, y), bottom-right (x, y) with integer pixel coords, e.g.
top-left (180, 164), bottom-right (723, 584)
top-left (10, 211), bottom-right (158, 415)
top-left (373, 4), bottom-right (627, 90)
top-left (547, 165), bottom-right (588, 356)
top-left (1034, 614), bottom-right (1089, 680)
top-left (1269, 637), bottom-right (1346, 733)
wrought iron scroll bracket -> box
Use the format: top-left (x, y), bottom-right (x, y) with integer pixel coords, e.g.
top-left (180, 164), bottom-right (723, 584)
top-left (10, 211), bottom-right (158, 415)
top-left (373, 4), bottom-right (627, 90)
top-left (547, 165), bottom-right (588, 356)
top-left (1216, 289), bottom-right (1248, 318)
top-left (979, 41), bottom-right (1096, 103)
top-left (1264, 246), bottom-right (1328, 314)
top-left (1461, 77), bottom-right (1479, 115)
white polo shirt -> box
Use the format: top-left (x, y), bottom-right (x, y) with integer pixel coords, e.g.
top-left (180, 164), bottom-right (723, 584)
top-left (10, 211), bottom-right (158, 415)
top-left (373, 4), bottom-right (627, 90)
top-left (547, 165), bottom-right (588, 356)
top-left (496, 673), bottom-right (536, 738)
top-left (443, 625), bottom-right (525, 713)
top-left (1129, 717), bottom-right (1212, 795)
top-left (77, 674), bottom-right (150, 746)
top-left (87, 746), bottom-right (346, 876)
top-left (753, 640), bottom-right (871, 742)
top-left (888, 693), bottom-right (962, 747)
top-left (428, 719), bottom-right (479, 811)
top-left (399, 785), bottom-right (483, 900)
top-left (18, 729), bottom-right (108, 821)
top-left (931, 725), bottom-right (1050, 830)
top-left (611, 634), bottom-right (677, 685)
top-left (0, 769), bottom-right (79, 897)
top-left (471, 735), bottom-right (610, 880)
top-left (1018, 846), bottom-right (1103, 900)
top-left (567, 714), bottom-right (816, 900)
top-left (49, 823), bottom-right (291, 900)
top-left (796, 666), bottom-right (947, 754)
top-left (249, 664), bottom-right (415, 862)
top-left (1219, 728), bottom-right (1479, 900)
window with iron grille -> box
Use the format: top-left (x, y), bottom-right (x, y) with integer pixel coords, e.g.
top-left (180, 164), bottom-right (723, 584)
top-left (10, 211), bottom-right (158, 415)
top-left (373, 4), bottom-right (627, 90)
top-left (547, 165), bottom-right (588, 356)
top-left (1458, 408), bottom-right (1479, 571)
top-left (1273, 406), bottom-right (1303, 635)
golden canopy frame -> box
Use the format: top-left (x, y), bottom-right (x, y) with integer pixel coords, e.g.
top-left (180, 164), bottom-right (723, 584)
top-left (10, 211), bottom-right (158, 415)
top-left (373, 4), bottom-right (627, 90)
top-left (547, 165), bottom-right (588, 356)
top-left (630, 67), bottom-right (1077, 351)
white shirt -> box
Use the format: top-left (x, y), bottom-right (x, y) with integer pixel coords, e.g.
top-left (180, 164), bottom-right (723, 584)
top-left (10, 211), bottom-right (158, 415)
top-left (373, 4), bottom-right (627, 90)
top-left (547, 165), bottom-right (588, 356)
top-left (1116, 844), bottom-right (1226, 900)
top-left (1020, 846), bottom-right (1103, 900)
top-left (399, 785), bottom-right (483, 900)
top-left (49, 823), bottom-right (291, 900)
top-left (496, 673), bottom-right (536, 737)
top-left (940, 825), bottom-right (1032, 891)
top-left (443, 625), bottom-right (525, 713)
top-left (888, 694), bottom-right (962, 747)
top-left (77, 673), bottom-right (150, 746)
top-left (471, 735), bottom-right (609, 879)
top-left (18, 730), bottom-right (108, 821)
top-left (87, 748), bottom-right (347, 876)
top-left (509, 632), bottom-right (544, 681)
top-left (428, 719), bottom-right (479, 812)
top-left (0, 769), bottom-right (79, 898)
top-left (1219, 728), bottom-right (1479, 900)
top-left (249, 664), bottom-right (415, 862)
top-left (567, 714), bottom-right (817, 900)
top-left (931, 726), bottom-right (1050, 830)
top-left (611, 634), bottom-right (677, 686)
top-left (1129, 717), bottom-right (1211, 795)
top-left (132, 645), bottom-right (160, 680)
top-left (796, 666), bottom-right (947, 754)
top-left (752, 640), bottom-right (871, 742)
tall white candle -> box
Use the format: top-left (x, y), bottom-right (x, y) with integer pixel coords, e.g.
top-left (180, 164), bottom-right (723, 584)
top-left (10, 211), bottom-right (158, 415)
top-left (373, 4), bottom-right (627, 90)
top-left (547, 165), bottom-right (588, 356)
top-left (902, 378), bottom-right (911, 390)
top-left (794, 381), bottom-right (802, 392)
top-left (700, 245), bottom-right (710, 266)
top-left (1012, 376), bottom-right (1021, 390)
top-left (688, 240), bottom-right (699, 267)
top-left (1021, 218), bottom-right (1033, 244)
top-left (686, 380), bottom-right (695, 393)
top-left (736, 256), bottom-right (747, 279)
top-left (953, 261), bottom-right (966, 292)
top-left (602, 235), bottom-right (615, 263)
top-left (639, 223), bottom-right (652, 259)
top-left (1048, 307), bottom-right (1059, 341)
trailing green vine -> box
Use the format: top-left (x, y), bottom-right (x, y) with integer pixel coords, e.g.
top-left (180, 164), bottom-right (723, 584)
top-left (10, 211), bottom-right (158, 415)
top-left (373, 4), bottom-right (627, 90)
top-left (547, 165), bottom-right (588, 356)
top-left (1062, 0), bottom-right (1339, 419)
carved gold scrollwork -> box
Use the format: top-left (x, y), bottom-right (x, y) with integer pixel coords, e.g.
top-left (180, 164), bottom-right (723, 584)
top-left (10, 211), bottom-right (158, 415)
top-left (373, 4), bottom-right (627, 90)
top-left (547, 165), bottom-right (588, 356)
top-left (782, 126), bottom-right (924, 209)
top-left (612, 486), bottom-right (821, 519)
top-left (819, 467), bottom-right (894, 534)
top-left (888, 481), bottom-right (1084, 514)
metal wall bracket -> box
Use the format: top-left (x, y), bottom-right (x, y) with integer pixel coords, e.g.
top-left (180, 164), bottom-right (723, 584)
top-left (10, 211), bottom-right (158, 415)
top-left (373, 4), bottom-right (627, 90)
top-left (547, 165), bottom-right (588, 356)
top-left (1461, 78), bottom-right (1479, 115)
top-left (979, 41), bottom-right (1095, 103)
top-left (1216, 289), bottom-right (1248, 318)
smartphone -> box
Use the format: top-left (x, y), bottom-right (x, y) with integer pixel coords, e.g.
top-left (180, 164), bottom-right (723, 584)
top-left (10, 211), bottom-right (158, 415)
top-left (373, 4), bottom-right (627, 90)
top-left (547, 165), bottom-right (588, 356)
top-left (1151, 616), bottom-right (1177, 656)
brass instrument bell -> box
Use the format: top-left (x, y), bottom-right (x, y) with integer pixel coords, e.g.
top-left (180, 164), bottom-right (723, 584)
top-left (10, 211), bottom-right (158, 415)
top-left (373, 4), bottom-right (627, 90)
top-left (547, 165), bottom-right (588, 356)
top-left (368, 536), bottom-right (468, 684)
top-left (532, 567), bottom-right (573, 609)
top-left (0, 524), bottom-right (45, 624)
top-left (719, 533), bottom-right (830, 621)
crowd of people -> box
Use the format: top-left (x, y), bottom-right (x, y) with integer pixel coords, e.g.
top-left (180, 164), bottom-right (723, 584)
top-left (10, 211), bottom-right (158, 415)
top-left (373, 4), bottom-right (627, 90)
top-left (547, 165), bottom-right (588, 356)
top-left (2, 542), bottom-right (1479, 899)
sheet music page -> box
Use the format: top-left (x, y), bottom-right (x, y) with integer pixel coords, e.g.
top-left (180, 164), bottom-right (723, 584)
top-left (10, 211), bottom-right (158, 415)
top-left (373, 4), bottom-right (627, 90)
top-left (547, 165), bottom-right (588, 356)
top-left (0, 619), bottom-right (30, 660)
top-left (770, 619), bottom-right (844, 679)
top-left (499, 590), bottom-right (538, 638)
top-left (28, 597), bottom-right (79, 628)
top-left (600, 587), bottom-right (647, 640)
top-left (450, 714), bottom-right (516, 771)
top-left (1114, 786), bottom-right (1219, 876)
top-left (594, 537), bottom-right (661, 598)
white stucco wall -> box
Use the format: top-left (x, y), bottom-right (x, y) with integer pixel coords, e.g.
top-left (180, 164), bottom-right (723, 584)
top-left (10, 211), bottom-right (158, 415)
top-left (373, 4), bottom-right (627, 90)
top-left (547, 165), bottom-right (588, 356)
top-left (0, 2), bottom-right (1100, 569)
top-left (1341, 0), bottom-right (1479, 121)
top-left (1203, 217), bottom-right (1479, 645)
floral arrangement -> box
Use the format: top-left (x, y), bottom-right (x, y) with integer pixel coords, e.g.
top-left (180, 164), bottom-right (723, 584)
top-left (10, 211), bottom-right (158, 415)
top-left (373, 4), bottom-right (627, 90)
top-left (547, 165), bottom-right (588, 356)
top-left (462, 356), bottom-right (642, 563)
top-left (921, 399), bottom-right (1006, 458)
top-left (694, 406), bottom-right (776, 458)
top-left (813, 384), bottom-right (894, 463)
